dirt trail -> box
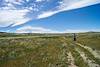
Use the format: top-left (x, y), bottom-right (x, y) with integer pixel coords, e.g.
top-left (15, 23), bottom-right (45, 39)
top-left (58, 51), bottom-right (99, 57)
top-left (75, 48), bottom-right (100, 67)
top-left (63, 41), bottom-right (77, 67)
top-left (67, 52), bottom-right (77, 67)
top-left (76, 43), bottom-right (100, 59)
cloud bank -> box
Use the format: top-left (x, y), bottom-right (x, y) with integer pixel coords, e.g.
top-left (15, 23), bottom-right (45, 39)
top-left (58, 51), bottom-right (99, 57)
top-left (16, 26), bottom-right (61, 33)
top-left (16, 26), bottom-right (100, 33)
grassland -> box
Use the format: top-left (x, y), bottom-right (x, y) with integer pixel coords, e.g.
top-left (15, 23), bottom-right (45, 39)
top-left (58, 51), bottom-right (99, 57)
top-left (0, 32), bottom-right (100, 67)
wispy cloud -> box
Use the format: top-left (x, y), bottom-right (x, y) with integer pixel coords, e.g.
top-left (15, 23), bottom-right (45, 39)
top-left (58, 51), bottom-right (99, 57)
top-left (60, 0), bottom-right (100, 10)
top-left (16, 26), bottom-right (62, 33)
top-left (0, 9), bottom-right (30, 27)
top-left (37, 11), bottom-right (58, 19)
top-left (37, 0), bottom-right (100, 19)
top-left (0, 0), bottom-right (100, 27)
top-left (35, 0), bottom-right (45, 2)
top-left (5, 0), bottom-right (23, 5)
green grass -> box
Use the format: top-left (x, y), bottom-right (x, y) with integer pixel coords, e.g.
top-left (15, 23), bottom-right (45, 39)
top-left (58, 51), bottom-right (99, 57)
top-left (75, 43), bottom-right (100, 65)
top-left (0, 32), bottom-right (100, 67)
top-left (0, 37), bottom-right (69, 67)
top-left (67, 44), bottom-right (89, 67)
top-left (77, 33), bottom-right (100, 51)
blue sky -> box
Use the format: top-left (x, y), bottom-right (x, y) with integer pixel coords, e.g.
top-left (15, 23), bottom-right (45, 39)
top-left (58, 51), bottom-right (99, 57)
top-left (0, 0), bottom-right (100, 33)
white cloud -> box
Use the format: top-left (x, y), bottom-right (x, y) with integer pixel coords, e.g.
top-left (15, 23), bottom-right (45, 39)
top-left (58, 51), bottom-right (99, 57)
top-left (5, 0), bottom-right (23, 5)
top-left (16, 26), bottom-right (100, 33)
top-left (0, 0), bottom-right (100, 27)
top-left (16, 26), bottom-right (62, 33)
top-left (0, 9), bottom-right (30, 27)
top-left (64, 29), bottom-right (100, 33)
top-left (64, 29), bottom-right (89, 33)
top-left (60, 0), bottom-right (100, 10)
top-left (37, 11), bottom-right (58, 19)
top-left (37, 0), bottom-right (100, 19)
top-left (35, 0), bottom-right (44, 2)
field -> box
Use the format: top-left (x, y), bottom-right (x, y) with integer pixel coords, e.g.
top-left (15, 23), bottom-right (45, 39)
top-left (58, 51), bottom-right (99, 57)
top-left (0, 32), bottom-right (100, 67)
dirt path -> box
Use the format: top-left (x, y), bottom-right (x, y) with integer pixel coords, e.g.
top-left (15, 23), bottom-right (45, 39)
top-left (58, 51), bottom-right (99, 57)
top-left (76, 43), bottom-right (100, 59)
top-left (67, 52), bottom-right (77, 67)
top-left (75, 47), bottom-right (99, 67)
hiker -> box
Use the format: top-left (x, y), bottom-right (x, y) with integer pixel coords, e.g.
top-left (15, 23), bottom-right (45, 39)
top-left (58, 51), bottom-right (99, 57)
top-left (73, 33), bottom-right (76, 41)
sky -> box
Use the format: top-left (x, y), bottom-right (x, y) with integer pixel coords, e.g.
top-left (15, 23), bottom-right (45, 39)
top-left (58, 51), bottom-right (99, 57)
top-left (0, 0), bottom-right (100, 33)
